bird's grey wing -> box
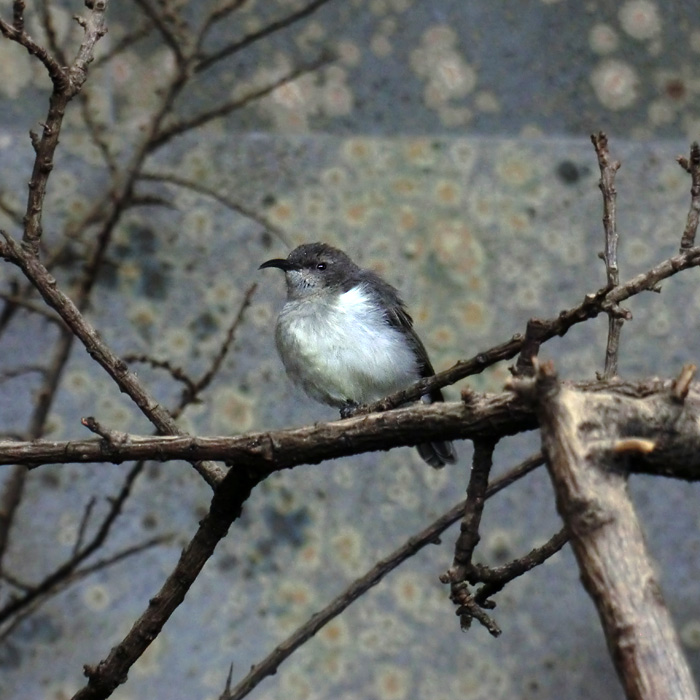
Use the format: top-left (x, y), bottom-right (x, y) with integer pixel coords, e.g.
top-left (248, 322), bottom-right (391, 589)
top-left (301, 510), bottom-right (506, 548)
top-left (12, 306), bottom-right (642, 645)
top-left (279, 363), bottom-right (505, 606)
top-left (364, 272), bottom-right (443, 398)
top-left (366, 273), bottom-right (456, 467)
top-left (383, 291), bottom-right (457, 467)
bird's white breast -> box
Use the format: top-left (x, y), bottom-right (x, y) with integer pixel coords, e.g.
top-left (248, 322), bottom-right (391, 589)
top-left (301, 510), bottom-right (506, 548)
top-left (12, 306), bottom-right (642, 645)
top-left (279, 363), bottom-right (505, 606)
top-left (275, 284), bottom-right (419, 407)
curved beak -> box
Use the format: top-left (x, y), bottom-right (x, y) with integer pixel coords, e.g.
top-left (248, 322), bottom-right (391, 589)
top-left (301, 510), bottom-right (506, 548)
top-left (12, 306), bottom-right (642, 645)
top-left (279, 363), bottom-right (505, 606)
top-left (259, 258), bottom-right (292, 271)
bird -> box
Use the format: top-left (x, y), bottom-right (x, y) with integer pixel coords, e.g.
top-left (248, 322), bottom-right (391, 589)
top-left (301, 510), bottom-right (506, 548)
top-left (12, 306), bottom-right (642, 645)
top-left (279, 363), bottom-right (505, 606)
top-left (259, 242), bottom-right (456, 468)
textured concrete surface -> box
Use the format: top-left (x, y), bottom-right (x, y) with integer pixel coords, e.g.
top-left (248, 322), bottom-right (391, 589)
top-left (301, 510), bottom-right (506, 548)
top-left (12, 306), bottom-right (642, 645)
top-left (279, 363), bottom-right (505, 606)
top-left (1, 2), bottom-right (700, 699)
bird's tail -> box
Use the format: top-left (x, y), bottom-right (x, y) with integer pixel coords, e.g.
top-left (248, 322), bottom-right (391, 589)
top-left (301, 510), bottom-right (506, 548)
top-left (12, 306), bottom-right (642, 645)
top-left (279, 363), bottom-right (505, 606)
top-left (417, 390), bottom-right (457, 468)
top-left (417, 439), bottom-right (457, 468)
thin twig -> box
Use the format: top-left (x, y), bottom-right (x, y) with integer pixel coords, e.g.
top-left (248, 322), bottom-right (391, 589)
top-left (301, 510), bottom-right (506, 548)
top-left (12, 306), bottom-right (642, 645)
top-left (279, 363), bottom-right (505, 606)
top-left (0, 534), bottom-right (167, 643)
top-left (138, 171), bottom-right (290, 245)
top-left (196, 0), bottom-right (335, 73)
top-left (0, 192), bottom-right (24, 226)
top-left (591, 132), bottom-right (624, 379)
top-left (73, 497), bottom-right (97, 557)
top-left (184, 283), bottom-right (258, 404)
top-left (123, 354), bottom-right (197, 394)
top-left (0, 290), bottom-right (63, 324)
top-left (0, 462), bottom-right (144, 625)
top-left (0, 365), bottom-right (46, 384)
top-left (131, 0), bottom-right (186, 65)
top-left (678, 141), bottom-right (700, 251)
top-left (198, 0), bottom-right (249, 49)
top-left (151, 54), bottom-right (331, 149)
top-left (78, 89), bottom-right (118, 175)
top-left (0, 465), bottom-right (26, 571)
top-left (93, 22), bottom-right (153, 69)
top-left (472, 527), bottom-right (569, 605)
top-left (39, 0), bottom-right (67, 66)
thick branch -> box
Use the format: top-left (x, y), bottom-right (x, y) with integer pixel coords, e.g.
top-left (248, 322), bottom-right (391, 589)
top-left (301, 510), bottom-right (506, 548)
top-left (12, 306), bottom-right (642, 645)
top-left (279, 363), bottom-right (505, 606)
top-left (2, 379), bottom-right (700, 482)
top-left (518, 365), bottom-right (699, 700)
top-left (0, 394), bottom-right (535, 470)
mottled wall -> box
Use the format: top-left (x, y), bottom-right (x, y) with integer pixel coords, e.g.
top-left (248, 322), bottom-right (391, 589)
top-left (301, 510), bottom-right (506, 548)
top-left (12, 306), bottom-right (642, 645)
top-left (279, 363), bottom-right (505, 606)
top-left (1, 2), bottom-right (700, 699)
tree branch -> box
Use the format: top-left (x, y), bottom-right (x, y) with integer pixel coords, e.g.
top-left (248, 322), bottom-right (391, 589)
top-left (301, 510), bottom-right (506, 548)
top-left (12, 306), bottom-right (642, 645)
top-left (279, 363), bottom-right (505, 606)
top-left (591, 131), bottom-right (625, 378)
top-left (2, 378), bottom-right (700, 483)
top-left (195, 0), bottom-right (335, 73)
top-left (513, 362), bottom-right (700, 700)
top-left (0, 393), bottom-right (536, 470)
top-left (441, 439), bottom-right (501, 634)
top-left (678, 141), bottom-right (700, 252)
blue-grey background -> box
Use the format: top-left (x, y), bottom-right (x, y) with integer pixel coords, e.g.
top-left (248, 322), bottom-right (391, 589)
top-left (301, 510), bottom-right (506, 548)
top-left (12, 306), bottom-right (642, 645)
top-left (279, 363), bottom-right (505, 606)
top-left (1, 1), bottom-right (700, 698)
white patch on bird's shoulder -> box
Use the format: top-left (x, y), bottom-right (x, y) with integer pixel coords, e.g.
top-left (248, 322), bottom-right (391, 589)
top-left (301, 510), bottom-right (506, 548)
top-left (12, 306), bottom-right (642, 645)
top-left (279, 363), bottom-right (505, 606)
top-left (275, 283), bottom-right (420, 407)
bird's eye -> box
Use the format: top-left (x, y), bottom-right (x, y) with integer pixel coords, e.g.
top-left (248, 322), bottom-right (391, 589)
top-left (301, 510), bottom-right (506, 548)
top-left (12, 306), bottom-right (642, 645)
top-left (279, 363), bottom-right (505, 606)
top-left (316, 262), bottom-right (327, 270)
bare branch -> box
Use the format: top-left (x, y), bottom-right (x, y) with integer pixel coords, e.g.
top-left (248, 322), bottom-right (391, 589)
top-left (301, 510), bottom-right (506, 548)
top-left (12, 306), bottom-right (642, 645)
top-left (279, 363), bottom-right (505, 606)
top-left (0, 289), bottom-right (63, 324)
top-left (472, 527), bottom-right (569, 605)
top-left (0, 0), bottom-right (109, 255)
top-left (519, 363), bottom-right (700, 700)
top-left (73, 497), bottom-right (97, 557)
top-left (591, 131), bottom-right (624, 378)
top-left (39, 0), bottom-right (67, 66)
top-left (223, 452), bottom-right (544, 700)
top-left (0, 462), bottom-right (144, 625)
top-left (0, 534), bottom-right (167, 644)
top-left (0, 465), bottom-right (26, 571)
top-left (441, 440), bottom-right (500, 634)
top-left (0, 393), bottom-right (537, 470)
top-left (93, 22), bottom-right (153, 69)
top-left (2, 378), bottom-right (700, 483)
top-left (184, 283), bottom-right (258, 404)
top-left (123, 354), bottom-right (197, 394)
top-left (196, 0), bottom-right (335, 73)
top-left (131, 0), bottom-right (187, 65)
top-left (0, 8), bottom-right (65, 87)
top-left (151, 53), bottom-right (331, 149)
top-left (78, 90), bottom-right (118, 174)
top-left (198, 0), bottom-right (248, 49)
top-left (678, 141), bottom-right (700, 251)
top-left (139, 171), bottom-right (290, 245)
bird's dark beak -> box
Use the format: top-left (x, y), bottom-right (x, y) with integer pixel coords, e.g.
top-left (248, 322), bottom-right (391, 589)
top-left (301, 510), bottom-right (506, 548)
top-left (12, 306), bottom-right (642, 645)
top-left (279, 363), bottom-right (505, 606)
top-left (259, 258), bottom-right (292, 271)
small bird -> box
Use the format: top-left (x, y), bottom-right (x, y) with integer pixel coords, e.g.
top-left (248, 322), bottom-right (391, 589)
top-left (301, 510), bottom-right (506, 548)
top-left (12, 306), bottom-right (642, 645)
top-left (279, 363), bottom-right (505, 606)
top-left (259, 242), bottom-right (456, 468)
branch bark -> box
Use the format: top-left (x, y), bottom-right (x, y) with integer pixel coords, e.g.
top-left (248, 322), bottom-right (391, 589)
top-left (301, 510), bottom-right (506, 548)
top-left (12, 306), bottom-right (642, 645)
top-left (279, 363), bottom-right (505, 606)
top-left (515, 363), bottom-right (700, 700)
top-left (3, 378), bottom-right (700, 484)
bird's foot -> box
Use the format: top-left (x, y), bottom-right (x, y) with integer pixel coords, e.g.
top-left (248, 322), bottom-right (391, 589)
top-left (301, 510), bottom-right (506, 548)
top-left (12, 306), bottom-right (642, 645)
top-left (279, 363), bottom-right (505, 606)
top-left (339, 401), bottom-right (359, 419)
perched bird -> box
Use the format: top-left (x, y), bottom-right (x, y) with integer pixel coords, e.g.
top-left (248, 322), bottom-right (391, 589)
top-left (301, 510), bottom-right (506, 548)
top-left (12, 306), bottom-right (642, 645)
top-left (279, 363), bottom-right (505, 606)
top-left (259, 242), bottom-right (456, 468)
